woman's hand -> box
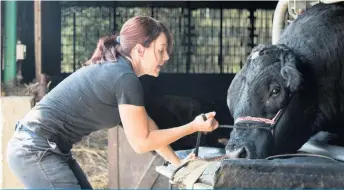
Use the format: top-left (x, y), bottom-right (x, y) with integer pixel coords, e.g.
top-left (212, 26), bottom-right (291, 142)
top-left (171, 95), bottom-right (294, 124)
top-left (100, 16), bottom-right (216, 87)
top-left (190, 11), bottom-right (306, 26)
top-left (173, 152), bottom-right (197, 168)
top-left (190, 112), bottom-right (219, 132)
top-left (182, 152), bottom-right (197, 163)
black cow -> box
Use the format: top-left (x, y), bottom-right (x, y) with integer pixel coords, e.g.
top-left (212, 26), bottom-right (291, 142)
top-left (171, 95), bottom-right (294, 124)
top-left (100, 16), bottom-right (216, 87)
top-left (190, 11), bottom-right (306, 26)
top-left (225, 3), bottom-right (344, 159)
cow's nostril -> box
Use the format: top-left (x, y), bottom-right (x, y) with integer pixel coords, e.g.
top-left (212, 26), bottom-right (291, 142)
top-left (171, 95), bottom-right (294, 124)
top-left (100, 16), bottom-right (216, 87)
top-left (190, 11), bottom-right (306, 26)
top-left (238, 147), bottom-right (247, 158)
top-left (226, 147), bottom-right (249, 159)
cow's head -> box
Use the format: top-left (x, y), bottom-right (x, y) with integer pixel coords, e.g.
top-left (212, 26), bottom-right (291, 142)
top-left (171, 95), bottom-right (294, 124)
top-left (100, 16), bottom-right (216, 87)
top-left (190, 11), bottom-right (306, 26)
top-left (225, 44), bottom-right (317, 159)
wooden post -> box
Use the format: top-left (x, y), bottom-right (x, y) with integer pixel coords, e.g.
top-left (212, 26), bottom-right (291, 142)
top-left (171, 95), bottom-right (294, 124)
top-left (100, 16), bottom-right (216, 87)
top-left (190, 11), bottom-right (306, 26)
top-left (34, 0), bottom-right (47, 102)
top-left (108, 127), bottom-right (119, 188)
top-left (34, 0), bottom-right (41, 83)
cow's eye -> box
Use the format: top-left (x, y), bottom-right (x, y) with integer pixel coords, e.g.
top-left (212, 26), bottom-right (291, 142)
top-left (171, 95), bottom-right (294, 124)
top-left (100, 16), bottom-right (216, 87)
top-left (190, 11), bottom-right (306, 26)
top-left (271, 88), bottom-right (280, 95)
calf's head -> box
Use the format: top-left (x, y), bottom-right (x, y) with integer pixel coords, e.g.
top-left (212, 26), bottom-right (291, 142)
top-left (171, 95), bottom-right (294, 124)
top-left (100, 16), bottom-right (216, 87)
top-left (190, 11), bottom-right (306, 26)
top-left (226, 44), bottom-right (317, 159)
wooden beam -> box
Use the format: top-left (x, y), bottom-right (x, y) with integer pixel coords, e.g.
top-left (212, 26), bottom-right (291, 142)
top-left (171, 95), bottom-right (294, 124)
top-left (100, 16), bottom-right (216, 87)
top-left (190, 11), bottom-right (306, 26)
top-left (108, 127), bottom-right (119, 188)
top-left (34, 0), bottom-right (41, 83)
top-left (33, 0), bottom-right (48, 103)
top-left (135, 155), bottom-right (164, 189)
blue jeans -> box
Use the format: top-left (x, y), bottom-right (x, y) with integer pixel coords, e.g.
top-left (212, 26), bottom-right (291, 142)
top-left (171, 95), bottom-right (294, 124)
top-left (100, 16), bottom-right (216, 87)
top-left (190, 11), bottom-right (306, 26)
top-left (6, 123), bottom-right (92, 189)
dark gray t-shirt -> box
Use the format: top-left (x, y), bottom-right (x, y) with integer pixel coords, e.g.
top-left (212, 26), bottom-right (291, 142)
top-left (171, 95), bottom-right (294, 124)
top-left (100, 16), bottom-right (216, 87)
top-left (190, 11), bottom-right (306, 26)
top-left (21, 56), bottom-right (144, 145)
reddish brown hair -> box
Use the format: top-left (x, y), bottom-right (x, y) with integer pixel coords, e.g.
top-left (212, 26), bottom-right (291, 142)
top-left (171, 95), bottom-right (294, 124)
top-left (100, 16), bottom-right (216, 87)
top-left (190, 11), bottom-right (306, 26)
top-left (84, 16), bottom-right (173, 65)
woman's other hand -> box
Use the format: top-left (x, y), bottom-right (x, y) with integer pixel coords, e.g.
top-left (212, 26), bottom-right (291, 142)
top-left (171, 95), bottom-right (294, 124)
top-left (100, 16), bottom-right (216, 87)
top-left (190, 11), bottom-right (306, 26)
top-left (182, 152), bottom-right (197, 163)
top-left (173, 152), bottom-right (197, 168)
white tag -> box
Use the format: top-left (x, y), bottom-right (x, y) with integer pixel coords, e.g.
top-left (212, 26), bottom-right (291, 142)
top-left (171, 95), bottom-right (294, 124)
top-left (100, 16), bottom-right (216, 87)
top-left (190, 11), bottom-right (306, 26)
top-left (251, 51), bottom-right (260, 60)
top-left (16, 43), bottom-right (27, 61)
top-left (47, 140), bottom-right (57, 149)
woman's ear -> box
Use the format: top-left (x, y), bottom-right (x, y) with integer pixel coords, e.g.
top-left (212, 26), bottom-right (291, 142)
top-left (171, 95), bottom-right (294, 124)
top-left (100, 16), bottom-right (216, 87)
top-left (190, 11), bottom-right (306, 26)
top-left (134, 44), bottom-right (145, 57)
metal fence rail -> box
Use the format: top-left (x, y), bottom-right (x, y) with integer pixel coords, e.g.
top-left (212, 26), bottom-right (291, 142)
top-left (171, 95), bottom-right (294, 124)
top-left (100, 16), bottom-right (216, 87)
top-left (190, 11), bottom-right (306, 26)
top-left (61, 6), bottom-right (115, 72)
top-left (60, 5), bottom-right (275, 74)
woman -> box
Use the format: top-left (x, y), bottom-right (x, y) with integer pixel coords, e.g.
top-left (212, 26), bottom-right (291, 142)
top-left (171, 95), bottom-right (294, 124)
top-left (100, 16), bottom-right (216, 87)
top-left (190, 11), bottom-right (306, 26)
top-left (6, 16), bottom-right (219, 188)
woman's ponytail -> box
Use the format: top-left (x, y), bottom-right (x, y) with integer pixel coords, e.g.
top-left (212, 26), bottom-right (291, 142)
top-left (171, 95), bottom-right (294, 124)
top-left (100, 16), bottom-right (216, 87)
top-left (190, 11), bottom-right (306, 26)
top-left (84, 34), bottom-right (122, 66)
top-left (83, 16), bottom-right (173, 66)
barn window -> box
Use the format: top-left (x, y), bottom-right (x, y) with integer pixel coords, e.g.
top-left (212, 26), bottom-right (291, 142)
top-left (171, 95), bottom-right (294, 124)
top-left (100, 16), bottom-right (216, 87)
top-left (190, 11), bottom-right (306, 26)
top-left (60, 3), bottom-right (275, 74)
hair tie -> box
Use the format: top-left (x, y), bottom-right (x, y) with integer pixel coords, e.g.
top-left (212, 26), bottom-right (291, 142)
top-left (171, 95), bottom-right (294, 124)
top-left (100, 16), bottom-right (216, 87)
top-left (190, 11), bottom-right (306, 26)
top-left (116, 36), bottom-right (120, 44)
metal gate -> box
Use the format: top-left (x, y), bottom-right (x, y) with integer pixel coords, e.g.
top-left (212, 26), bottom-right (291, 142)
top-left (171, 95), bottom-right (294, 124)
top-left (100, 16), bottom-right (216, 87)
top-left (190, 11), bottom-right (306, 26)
top-left (60, 2), bottom-right (276, 75)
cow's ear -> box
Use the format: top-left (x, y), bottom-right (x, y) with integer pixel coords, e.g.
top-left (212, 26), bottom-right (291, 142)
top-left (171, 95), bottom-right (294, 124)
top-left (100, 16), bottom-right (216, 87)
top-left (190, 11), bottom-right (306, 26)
top-left (280, 52), bottom-right (302, 92)
top-left (249, 44), bottom-right (267, 60)
top-left (252, 44), bottom-right (267, 53)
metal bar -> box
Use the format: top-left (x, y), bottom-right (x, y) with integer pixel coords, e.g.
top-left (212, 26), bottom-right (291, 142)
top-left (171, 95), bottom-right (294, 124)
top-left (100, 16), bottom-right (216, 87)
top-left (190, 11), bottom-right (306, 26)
top-left (60, 1), bottom-right (277, 9)
top-left (218, 124), bottom-right (235, 128)
top-left (178, 8), bottom-right (184, 73)
top-left (73, 12), bottom-right (76, 72)
top-left (248, 9), bottom-right (255, 50)
top-left (1, 1), bottom-right (3, 73)
top-left (194, 132), bottom-right (202, 157)
top-left (3, 0), bottom-right (17, 83)
top-left (194, 114), bottom-right (208, 157)
top-left (186, 2), bottom-right (191, 73)
top-left (113, 1), bottom-right (117, 32)
top-left (219, 7), bottom-right (223, 73)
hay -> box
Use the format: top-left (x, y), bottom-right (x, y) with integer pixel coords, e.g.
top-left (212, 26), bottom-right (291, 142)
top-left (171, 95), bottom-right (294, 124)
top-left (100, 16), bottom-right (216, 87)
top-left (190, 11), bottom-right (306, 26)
top-left (72, 129), bottom-right (109, 189)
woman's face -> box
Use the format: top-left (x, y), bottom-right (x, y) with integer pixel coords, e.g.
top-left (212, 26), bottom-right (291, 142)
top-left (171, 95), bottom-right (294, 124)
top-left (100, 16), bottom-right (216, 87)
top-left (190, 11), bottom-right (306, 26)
top-left (139, 33), bottom-right (170, 77)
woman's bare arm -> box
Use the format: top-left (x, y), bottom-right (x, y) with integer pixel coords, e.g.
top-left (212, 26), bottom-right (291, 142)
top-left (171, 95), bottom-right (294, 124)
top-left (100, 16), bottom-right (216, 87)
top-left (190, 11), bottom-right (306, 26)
top-left (147, 115), bottom-right (181, 167)
top-left (119, 104), bottom-right (195, 153)
top-left (118, 104), bottom-right (218, 155)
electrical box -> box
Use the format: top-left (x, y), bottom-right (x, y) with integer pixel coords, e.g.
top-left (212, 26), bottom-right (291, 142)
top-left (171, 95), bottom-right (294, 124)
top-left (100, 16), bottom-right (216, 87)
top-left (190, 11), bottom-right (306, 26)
top-left (16, 40), bottom-right (26, 61)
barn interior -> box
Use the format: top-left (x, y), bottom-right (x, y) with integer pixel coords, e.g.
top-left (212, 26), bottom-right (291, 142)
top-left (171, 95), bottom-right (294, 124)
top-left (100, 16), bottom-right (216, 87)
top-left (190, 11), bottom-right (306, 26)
top-left (2, 0), bottom-right (344, 189)
top-left (1, 0), bottom-right (280, 148)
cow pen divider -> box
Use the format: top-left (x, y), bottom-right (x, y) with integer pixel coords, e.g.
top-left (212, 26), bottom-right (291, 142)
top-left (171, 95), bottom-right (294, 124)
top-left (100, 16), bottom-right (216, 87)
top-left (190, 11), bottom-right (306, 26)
top-left (107, 118), bottom-right (344, 189)
top-left (108, 126), bottom-right (171, 189)
top-left (155, 146), bottom-right (344, 189)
